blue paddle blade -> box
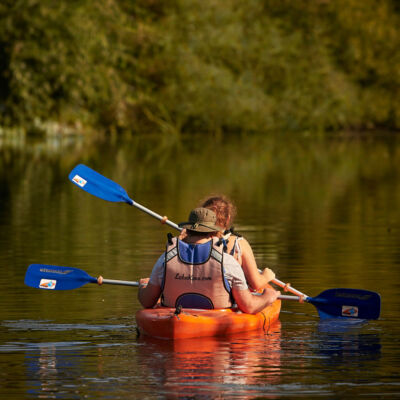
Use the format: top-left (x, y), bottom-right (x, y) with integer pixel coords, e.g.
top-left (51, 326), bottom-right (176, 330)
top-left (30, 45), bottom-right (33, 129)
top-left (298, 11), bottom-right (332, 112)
top-left (307, 288), bottom-right (381, 320)
top-left (24, 264), bottom-right (97, 290)
top-left (69, 164), bottom-right (133, 205)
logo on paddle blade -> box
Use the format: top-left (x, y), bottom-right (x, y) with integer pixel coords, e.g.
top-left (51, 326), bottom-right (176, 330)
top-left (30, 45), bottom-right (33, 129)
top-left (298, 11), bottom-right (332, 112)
top-left (39, 279), bottom-right (57, 289)
top-left (342, 305), bottom-right (358, 317)
top-left (72, 175), bottom-right (87, 188)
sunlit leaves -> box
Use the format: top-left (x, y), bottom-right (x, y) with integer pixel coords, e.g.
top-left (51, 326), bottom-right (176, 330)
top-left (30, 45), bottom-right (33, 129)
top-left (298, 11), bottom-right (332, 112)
top-left (0, 0), bottom-right (399, 134)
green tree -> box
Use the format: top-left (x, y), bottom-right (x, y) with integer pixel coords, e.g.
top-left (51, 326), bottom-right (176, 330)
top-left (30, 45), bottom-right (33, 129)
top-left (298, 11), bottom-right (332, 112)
top-left (0, 0), bottom-right (399, 134)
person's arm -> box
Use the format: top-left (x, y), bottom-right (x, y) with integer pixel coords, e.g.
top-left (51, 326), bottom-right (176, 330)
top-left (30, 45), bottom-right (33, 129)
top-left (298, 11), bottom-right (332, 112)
top-left (224, 252), bottom-right (280, 314)
top-left (232, 287), bottom-right (281, 314)
top-left (138, 281), bottom-right (162, 308)
top-left (137, 253), bottom-right (164, 308)
top-left (240, 238), bottom-right (275, 291)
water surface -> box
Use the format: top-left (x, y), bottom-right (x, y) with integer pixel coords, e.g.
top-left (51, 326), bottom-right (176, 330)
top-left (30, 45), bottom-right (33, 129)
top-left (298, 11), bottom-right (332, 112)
top-left (0, 133), bottom-right (399, 398)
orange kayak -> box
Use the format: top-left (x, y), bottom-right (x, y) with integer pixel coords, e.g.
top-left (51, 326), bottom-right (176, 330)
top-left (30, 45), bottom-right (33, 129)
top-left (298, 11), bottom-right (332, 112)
top-left (135, 299), bottom-right (281, 340)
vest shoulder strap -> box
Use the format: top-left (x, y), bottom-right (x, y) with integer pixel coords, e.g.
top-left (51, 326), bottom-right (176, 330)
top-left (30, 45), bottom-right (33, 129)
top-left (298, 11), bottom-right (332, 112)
top-left (165, 236), bottom-right (178, 263)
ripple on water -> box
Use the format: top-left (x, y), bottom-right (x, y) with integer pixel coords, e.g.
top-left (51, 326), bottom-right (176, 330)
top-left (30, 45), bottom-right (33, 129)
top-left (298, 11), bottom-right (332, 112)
top-left (2, 319), bottom-right (130, 331)
top-left (0, 319), bottom-right (133, 353)
top-left (0, 341), bottom-right (91, 352)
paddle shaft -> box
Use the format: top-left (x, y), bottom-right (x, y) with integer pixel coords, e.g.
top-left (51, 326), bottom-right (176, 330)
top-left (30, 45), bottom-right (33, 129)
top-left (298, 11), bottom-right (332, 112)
top-left (96, 276), bottom-right (380, 320)
top-left (99, 279), bottom-right (303, 299)
top-left (100, 280), bottom-right (299, 298)
top-left (100, 277), bottom-right (139, 287)
top-left (279, 295), bottom-right (307, 301)
top-left (131, 199), bottom-right (182, 232)
top-left (272, 278), bottom-right (309, 298)
top-left (95, 278), bottom-right (301, 298)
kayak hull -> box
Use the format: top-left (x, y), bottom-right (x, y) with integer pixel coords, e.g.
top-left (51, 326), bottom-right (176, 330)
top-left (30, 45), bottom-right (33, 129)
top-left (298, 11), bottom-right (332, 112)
top-left (136, 299), bottom-right (281, 340)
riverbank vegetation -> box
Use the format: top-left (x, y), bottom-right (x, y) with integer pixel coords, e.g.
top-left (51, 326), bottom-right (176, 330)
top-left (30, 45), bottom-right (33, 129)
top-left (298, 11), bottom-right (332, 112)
top-left (0, 0), bottom-right (399, 136)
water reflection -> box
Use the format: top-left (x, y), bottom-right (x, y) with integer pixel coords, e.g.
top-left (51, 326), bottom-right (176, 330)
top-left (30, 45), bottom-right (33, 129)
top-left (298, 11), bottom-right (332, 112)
top-left (0, 319), bottom-right (130, 399)
top-left (315, 320), bottom-right (381, 366)
top-left (25, 344), bottom-right (75, 399)
top-left (2, 324), bottom-right (282, 399)
top-left (3, 320), bottom-right (129, 332)
top-left (317, 318), bottom-right (368, 332)
top-left (136, 322), bottom-right (282, 399)
top-left (0, 317), bottom-right (387, 398)
top-left (1, 133), bottom-right (400, 397)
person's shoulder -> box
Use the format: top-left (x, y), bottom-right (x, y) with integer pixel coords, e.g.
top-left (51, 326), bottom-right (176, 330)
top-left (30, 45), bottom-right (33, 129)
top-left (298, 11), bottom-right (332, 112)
top-left (222, 252), bottom-right (247, 281)
top-left (154, 252), bottom-right (166, 265)
top-left (237, 236), bottom-right (254, 252)
top-left (222, 252), bottom-right (241, 266)
top-left (230, 233), bottom-right (248, 244)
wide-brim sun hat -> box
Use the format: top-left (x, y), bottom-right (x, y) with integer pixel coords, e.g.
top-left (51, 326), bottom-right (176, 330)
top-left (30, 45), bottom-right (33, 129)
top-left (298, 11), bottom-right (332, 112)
top-left (179, 207), bottom-right (223, 233)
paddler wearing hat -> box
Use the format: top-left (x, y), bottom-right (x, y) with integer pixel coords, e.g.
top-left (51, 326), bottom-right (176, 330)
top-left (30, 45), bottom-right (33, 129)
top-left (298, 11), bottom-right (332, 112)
top-left (138, 208), bottom-right (280, 313)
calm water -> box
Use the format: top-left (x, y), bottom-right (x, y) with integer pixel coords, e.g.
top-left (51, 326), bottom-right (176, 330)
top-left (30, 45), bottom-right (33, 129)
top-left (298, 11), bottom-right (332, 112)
top-left (1, 133), bottom-right (400, 398)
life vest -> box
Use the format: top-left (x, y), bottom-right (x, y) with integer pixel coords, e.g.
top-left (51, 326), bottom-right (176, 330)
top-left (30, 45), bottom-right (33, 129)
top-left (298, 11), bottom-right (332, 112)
top-left (161, 237), bottom-right (233, 309)
top-left (222, 230), bottom-right (243, 261)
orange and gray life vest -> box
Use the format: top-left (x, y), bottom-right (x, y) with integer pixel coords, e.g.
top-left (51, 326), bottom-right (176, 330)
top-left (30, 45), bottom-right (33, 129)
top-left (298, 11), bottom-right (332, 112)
top-left (161, 237), bottom-right (233, 309)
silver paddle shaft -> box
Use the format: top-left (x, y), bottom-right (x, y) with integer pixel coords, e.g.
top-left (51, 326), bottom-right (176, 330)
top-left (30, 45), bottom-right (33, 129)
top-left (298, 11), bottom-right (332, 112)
top-left (278, 294), bottom-right (307, 302)
top-left (272, 278), bottom-right (310, 300)
top-left (99, 278), bottom-right (139, 287)
top-left (131, 200), bottom-right (182, 231)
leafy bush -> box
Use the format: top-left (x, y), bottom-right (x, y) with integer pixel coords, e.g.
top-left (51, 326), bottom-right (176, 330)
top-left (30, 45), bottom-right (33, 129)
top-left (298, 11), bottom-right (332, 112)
top-left (0, 0), bottom-right (399, 134)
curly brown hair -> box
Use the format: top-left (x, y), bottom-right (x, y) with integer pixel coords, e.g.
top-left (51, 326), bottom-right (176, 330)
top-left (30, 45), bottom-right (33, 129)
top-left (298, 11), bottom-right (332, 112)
top-left (200, 195), bottom-right (237, 229)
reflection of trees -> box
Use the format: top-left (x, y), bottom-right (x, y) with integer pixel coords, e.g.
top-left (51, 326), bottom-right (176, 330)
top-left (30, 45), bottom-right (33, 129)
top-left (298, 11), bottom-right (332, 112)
top-left (2, 134), bottom-right (400, 315)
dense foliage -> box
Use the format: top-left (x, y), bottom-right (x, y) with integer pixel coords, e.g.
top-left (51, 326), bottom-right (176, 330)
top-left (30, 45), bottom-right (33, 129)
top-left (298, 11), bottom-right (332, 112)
top-left (0, 0), bottom-right (399, 134)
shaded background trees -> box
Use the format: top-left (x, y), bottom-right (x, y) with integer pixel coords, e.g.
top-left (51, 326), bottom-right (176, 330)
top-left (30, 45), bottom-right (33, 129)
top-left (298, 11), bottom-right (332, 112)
top-left (0, 0), bottom-right (399, 135)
